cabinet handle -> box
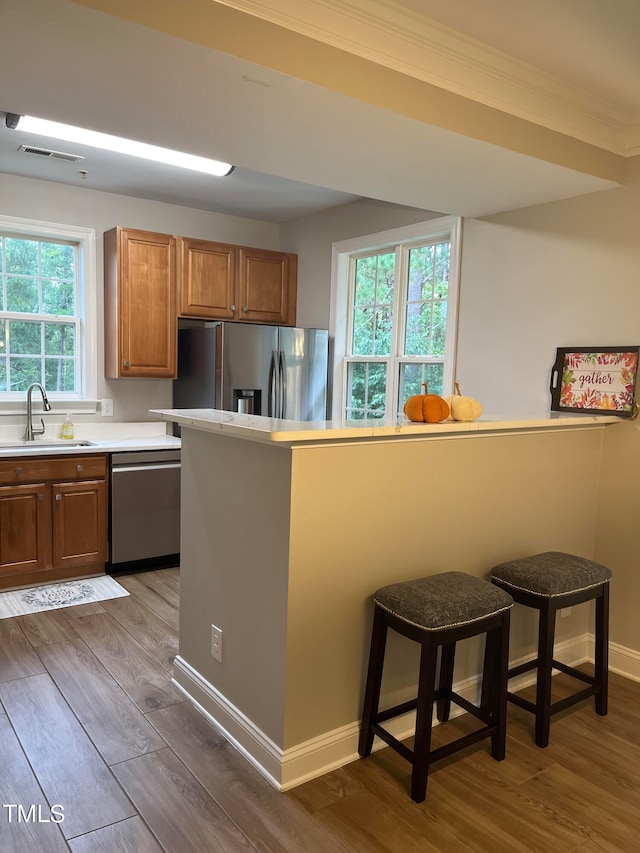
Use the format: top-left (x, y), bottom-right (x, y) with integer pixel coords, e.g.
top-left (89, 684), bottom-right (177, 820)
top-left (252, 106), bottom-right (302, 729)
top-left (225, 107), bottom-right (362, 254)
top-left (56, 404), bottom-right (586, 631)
top-left (76, 465), bottom-right (83, 472)
top-left (55, 494), bottom-right (62, 501)
top-left (123, 360), bottom-right (130, 368)
top-left (15, 467), bottom-right (22, 475)
top-left (230, 304), bottom-right (236, 311)
top-left (242, 305), bottom-right (248, 312)
top-left (38, 494), bottom-right (44, 502)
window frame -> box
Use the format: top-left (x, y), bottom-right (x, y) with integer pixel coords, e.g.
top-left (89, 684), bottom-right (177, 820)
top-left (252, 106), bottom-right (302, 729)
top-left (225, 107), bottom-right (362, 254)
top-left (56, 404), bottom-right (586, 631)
top-left (330, 216), bottom-right (462, 420)
top-left (0, 215), bottom-right (97, 413)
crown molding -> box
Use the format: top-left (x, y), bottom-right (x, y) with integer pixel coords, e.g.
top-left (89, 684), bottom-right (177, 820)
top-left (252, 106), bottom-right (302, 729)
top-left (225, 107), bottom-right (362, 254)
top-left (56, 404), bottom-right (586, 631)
top-left (212, 0), bottom-right (637, 156)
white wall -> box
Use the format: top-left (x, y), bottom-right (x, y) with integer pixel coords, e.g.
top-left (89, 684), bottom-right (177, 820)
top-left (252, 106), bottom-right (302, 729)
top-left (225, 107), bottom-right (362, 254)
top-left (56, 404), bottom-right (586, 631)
top-left (457, 170), bottom-right (640, 417)
top-left (0, 172), bottom-right (280, 422)
top-left (280, 198), bottom-right (441, 329)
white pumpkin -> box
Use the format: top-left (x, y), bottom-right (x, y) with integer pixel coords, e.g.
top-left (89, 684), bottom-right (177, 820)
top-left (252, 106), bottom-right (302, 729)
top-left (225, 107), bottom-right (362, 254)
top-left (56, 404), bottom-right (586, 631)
top-left (448, 383), bottom-right (483, 422)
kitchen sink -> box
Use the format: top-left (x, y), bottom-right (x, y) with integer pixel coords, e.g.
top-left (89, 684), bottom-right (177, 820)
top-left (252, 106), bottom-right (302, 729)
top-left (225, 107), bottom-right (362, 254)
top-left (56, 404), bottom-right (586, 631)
top-left (0, 439), bottom-right (95, 448)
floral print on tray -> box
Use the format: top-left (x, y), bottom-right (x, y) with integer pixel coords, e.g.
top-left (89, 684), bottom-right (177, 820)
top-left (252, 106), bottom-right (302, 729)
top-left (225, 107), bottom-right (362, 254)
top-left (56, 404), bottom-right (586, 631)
top-left (560, 350), bottom-right (638, 412)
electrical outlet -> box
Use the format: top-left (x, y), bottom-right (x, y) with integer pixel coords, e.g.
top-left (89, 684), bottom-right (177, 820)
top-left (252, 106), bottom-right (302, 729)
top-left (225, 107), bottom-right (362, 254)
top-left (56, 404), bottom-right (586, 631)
top-left (211, 624), bottom-right (223, 662)
top-left (101, 398), bottom-right (114, 417)
top-left (560, 607), bottom-right (572, 618)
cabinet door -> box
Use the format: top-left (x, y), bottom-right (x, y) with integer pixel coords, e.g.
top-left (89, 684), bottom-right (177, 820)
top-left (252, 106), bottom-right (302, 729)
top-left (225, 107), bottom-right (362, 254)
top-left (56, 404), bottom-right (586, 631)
top-left (108, 228), bottom-right (177, 378)
top-left (238, 248), bottom-right (297, 326)
top-left (0, 483), bottom-right (48, 578)
top-left (51, 480), bottom-right (107, 570)
top-left (178, 238), bottom-right (237, 319)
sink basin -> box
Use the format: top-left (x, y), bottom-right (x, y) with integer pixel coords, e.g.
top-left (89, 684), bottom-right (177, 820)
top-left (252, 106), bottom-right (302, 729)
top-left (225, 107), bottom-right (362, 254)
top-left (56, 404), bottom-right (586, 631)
top-left (0, 439), bottom-right (95, 449)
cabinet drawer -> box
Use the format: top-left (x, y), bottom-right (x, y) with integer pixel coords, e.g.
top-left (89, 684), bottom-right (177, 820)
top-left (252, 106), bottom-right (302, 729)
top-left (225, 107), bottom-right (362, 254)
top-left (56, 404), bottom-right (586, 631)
top-left (0, 455), bottom-right (107, 485)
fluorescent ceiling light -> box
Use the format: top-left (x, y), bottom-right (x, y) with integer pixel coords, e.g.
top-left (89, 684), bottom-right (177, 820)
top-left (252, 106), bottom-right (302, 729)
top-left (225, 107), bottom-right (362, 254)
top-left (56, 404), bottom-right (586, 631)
top-left (5, 113), bottom-right (234, 177)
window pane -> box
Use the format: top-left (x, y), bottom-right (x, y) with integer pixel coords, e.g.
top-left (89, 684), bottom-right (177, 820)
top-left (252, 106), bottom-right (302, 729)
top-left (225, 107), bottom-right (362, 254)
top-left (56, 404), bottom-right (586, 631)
top-left (9, 358), bottom-right (42, 391)
top-left (354, 257), bottom-right (377, 306)
top-left (404, 241), bottom-right (450, 358)
top-left (347, 362), bottom-right (387, 418)
top-left (374, 307), bottom-right (392, 355)
top-left (405, 303), bottom-right (432, 356)
top-left (42, 278), bottom-right (75, 315)
top-left (407, 245), bottom-right (435, 300)
top-left (400, 362), bottom-right (445, 405)
top-left (4, 238), bottom-right (38, 275)
top-left (45, 357), bottom-right (76, 392)
top-left (352, 307), bottom-right (374, 355)
top-left (352, 253), bottom-right (394, 357)
top-left (9, 320), bottom-right (41, 355)
top-left (0, 358), bottom-right (6, 392)
top-left (44, 322), bottom-right (75, 356)
top-left (41, 242), bottom-right (74, 280)
top-left (431, 302), bottom-right (448, 356)
top-left (6, 276), bottom-right (39, 313)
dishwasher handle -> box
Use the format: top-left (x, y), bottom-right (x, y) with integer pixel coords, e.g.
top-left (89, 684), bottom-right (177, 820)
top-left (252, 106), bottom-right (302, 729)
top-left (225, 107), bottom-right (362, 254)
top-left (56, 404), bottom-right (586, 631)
top-left (112, 462), bottom-right (181, 474)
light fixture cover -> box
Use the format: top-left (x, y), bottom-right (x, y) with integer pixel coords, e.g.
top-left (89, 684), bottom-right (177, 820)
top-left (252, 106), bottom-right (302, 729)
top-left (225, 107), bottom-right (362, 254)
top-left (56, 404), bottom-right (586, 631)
top-left (5, 113), bottom-right (234, 177)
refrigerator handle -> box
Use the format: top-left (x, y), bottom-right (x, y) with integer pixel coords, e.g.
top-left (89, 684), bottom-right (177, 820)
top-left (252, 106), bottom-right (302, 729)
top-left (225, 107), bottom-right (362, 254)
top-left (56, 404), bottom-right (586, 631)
top-left (279, 349), bottom-right (287, 419)
top-left (268, 350), bottom-right (278, 417)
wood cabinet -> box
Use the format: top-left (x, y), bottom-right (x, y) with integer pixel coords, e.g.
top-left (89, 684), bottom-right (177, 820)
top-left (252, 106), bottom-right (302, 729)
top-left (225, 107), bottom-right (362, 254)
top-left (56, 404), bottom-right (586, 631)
top-left (178, 238), bottom-right (297, 326)
top-left (0, 455), bottom-right (108, 590)
top-left (104, 227), bottom-right (177, 378)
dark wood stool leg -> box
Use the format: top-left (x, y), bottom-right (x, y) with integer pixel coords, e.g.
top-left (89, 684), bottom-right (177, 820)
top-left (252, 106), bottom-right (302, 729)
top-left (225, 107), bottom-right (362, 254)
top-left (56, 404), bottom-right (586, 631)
top-left (594, 583), bottom-right (609, 716)
top-left (489, 609), bottom-right (510, 761)
top-left (535, 600), bottom-right (556, 748)
top-left (359, 606), bottom-right (388, 758)
top-left (436, 642), bottom-right (456, 722)
top-left (411, 640), bottom-right (438, 803)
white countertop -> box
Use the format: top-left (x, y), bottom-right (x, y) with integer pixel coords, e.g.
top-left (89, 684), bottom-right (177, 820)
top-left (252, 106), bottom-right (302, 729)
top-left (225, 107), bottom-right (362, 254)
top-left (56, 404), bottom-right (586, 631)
top-left (150, 407), bottom-right (622, 445)
top-left (0, 422), bottom-right (180, 458)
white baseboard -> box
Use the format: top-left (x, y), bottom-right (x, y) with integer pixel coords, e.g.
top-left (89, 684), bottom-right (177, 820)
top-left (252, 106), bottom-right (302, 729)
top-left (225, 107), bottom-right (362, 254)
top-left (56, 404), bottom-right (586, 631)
top-left (608, 639), bottom-right (640, 682)
top-left (173, 633), bottom-right (637, 792)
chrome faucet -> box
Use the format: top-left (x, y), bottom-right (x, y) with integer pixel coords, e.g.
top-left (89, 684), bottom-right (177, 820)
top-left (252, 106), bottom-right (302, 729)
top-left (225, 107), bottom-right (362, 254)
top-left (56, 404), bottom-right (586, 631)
top-left (25, 383), bottom-right (52, 441)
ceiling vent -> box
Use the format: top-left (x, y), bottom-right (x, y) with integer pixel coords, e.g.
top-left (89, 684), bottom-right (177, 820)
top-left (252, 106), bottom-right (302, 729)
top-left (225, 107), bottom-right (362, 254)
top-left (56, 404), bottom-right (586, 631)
top-left (18, 144), bottom-right (84, 163)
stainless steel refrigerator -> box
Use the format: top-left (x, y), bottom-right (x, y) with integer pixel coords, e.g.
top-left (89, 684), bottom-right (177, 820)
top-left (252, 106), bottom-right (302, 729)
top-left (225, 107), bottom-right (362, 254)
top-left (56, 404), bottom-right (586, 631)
top-left (174, 322), bottom-right (328, 420)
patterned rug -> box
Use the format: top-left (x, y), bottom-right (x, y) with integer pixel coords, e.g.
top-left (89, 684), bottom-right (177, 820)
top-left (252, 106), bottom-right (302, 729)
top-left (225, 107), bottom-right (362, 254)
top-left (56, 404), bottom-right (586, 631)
top-left (0, 576), bottom-right (129, 619)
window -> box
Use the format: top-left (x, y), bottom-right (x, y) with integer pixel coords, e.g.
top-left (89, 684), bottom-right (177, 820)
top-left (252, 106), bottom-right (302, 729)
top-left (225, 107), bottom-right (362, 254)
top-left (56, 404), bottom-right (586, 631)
top-left (331, 216), bottom-right (461, 419)
top-left (0, 216), bottom-right (97, 409)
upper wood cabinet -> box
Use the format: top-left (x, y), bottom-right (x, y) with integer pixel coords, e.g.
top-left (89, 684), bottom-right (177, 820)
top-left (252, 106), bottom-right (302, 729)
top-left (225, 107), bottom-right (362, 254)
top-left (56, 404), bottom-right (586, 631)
top-left (178, 238), bottom-right (297, 326)
top-left (178, 238), bottom-right (236, 321)
top-left (104, 227), bottom-right (177, 378)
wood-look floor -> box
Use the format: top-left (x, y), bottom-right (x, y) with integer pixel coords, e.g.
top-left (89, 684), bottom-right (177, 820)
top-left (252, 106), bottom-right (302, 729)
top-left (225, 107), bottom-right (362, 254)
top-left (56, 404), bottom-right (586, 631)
top-left (0, 567), bottom-right (638, 852)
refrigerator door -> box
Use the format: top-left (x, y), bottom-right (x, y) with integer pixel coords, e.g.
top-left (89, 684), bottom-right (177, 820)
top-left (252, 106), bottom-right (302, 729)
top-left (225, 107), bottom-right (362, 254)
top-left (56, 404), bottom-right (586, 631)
top-left (278, 326), bottom-right (328, 421)
top-left (174, 325), bottom-right (218, 408)
top-left (220, 322), bottom-right (279, 415)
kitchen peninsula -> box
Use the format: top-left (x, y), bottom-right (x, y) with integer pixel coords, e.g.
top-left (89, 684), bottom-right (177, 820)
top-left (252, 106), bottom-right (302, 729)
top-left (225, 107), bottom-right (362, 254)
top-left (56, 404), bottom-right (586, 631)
top-left (151, 407), bottom-right (619, 790)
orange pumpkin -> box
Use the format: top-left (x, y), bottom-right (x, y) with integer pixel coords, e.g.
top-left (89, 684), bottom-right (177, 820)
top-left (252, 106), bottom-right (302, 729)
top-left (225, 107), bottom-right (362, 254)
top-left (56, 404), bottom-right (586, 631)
top-left (403, 383), bottom-right (450, 423)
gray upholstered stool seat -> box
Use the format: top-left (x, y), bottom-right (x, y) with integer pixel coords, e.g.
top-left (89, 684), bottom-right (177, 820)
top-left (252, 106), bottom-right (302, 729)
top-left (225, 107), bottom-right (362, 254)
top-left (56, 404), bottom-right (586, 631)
top-left (359, 571), bottom-right (513, 803)
top-left (375, 571), bottom-right (514, 630)
top-left (491, 551), bottom-right (611, 748)
top-left (491, 551), bottom-right (611, 597)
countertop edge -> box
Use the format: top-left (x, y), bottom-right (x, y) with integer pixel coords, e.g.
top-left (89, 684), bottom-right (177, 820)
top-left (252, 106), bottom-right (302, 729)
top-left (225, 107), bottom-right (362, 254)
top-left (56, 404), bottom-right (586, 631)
top-left (150, 408), bottom-right (623, 445)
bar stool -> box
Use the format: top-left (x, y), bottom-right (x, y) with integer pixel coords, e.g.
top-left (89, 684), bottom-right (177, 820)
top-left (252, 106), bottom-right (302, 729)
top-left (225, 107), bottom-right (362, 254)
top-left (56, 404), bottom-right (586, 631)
top-left (358, 571), bottom-right (513, 803)
top-left (490, 551), bottom-right (611, 748)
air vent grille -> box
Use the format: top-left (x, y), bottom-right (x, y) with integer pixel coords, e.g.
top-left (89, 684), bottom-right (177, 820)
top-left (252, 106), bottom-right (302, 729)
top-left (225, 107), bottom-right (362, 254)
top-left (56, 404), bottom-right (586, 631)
top-left (19, 144), bottom-right (84, 163)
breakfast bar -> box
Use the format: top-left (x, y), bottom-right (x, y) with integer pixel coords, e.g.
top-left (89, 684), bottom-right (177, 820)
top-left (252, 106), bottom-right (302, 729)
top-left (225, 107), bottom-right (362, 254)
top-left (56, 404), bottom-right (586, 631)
top-left (151, 407), bottom-right (619, 790)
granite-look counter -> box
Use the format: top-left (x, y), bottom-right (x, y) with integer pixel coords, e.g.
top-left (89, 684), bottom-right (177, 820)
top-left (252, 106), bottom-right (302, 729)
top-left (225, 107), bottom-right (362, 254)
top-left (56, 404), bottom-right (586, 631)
top-left (150, 407), bottom-right (620, 444)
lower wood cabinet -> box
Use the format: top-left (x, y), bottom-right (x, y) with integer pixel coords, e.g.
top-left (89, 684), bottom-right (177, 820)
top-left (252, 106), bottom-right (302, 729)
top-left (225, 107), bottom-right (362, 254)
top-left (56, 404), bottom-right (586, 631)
top-left (0, 455), bottom-right (108, 590)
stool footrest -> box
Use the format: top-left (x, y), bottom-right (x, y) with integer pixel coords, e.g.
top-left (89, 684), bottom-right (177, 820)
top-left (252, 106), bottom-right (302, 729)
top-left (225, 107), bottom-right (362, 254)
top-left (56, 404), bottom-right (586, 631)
top-left (371, 721), bottom-right (498, 767)
top-left (551, 660), bottom-right (595, 685)
top-left (508, 659), bottom-right (538, 678)
top-left (370, 725), bottom-right (414, 763)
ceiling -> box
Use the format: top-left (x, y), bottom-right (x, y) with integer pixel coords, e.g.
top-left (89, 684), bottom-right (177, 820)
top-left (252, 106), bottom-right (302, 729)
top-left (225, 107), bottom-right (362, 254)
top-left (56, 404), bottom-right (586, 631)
top-left (0, 0), bottom-right (635, 223)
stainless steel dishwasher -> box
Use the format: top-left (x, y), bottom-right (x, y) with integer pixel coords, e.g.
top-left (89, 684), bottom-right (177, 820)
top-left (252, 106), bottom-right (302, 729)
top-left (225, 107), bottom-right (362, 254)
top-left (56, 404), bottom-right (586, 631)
top-left (109, 449), bottom-right (181, 569)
